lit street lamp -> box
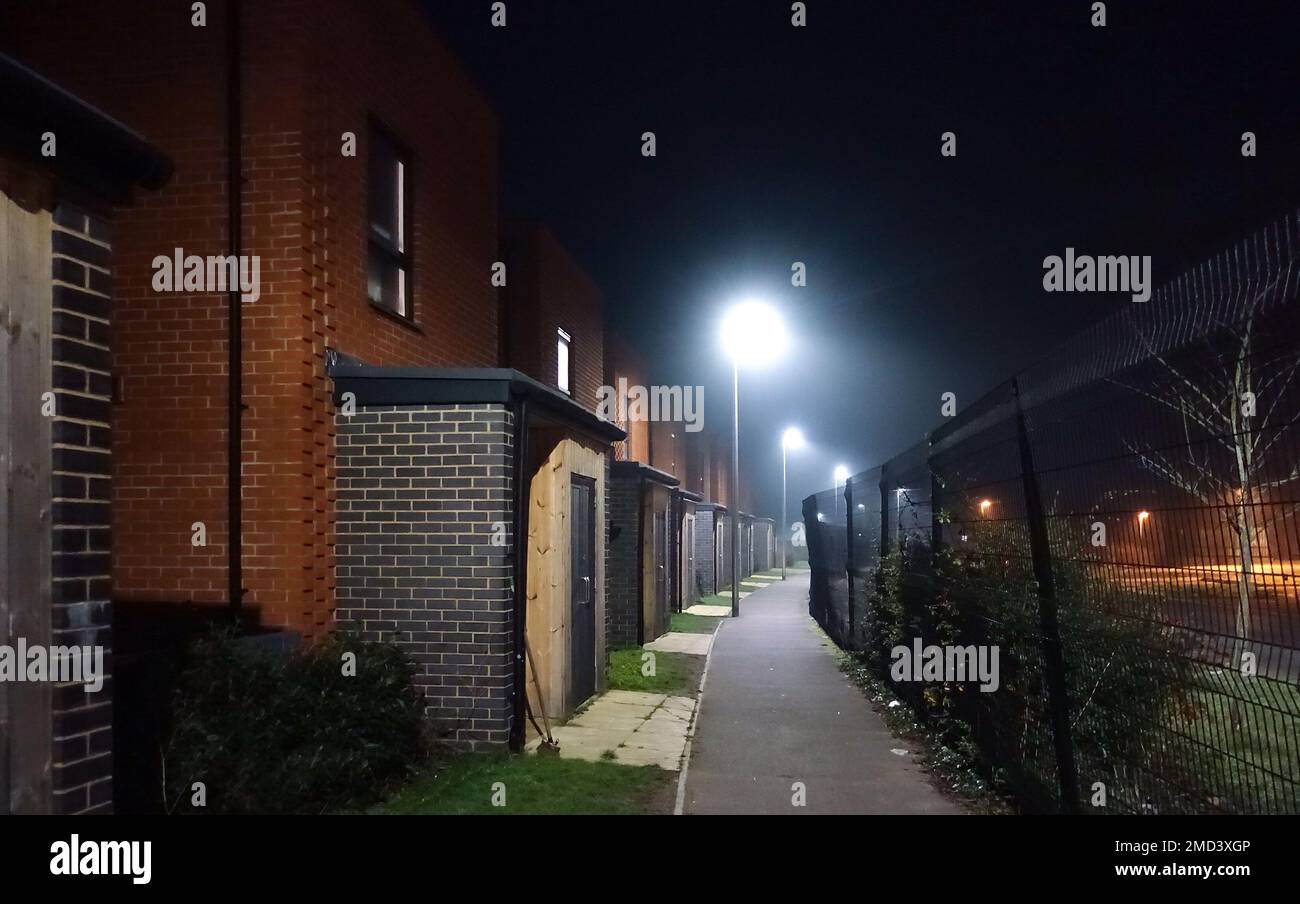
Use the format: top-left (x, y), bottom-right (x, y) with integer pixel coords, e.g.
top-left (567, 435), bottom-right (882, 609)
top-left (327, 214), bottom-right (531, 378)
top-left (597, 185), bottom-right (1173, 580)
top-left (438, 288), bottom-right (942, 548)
top-left (781, 427), bottom-right (806, 580)
top-left (833, 464), bottom-right (850, 517)
top-left (722, 300), bottom-right (788, 617)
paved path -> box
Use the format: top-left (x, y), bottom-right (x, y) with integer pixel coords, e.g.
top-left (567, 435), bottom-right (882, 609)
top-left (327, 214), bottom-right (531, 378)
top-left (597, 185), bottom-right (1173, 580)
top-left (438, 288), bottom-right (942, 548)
top-left (683, 572), bottom-right (963, 814)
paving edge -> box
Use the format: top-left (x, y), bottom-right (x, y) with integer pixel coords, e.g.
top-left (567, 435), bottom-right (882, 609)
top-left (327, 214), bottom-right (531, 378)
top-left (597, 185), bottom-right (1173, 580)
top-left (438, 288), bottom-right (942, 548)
top-left (673, 619), bottom-right (721, 816)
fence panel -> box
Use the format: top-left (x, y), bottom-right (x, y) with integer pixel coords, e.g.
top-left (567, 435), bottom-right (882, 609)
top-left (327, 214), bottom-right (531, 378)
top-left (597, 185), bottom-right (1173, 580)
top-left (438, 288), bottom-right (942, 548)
top-left (803, 209), bottom-right (1300, 814)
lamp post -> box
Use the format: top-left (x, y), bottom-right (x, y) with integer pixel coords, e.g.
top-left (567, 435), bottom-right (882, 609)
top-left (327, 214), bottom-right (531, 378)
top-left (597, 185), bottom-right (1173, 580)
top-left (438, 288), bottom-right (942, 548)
top-left (721, 300), bottom-right (788, 617)
top-left (833, 464), bottom-right (849, 518)
top-left (781, 427), bottom-right (806, 580)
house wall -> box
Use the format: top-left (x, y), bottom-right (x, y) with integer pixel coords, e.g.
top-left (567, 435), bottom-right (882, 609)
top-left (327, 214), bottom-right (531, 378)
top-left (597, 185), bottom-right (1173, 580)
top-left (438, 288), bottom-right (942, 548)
top-left (606, 472), bottom-right (641, 649)
top-left (334, 404), bottom-right (515, 749)
top-left (49, 202), bottom-right (117, 813)
top-left (1, 0), bottom-right (499, 640)
top-left (501, 222), bottom-right (604, 413)
top-left (694, 507), bottom-right (718, 599)
top-left (754, 520), bottom-right (774, 572)
top-left (603, 332), bottom-right (649, 463)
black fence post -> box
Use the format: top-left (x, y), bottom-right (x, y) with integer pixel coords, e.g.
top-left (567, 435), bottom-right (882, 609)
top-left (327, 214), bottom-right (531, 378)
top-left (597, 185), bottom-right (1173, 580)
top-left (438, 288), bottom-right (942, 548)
top-left (928, 442), bottom-right (943, 556)
top-left (1012, 377), bottom-right (1081, 814)
top-left (845, 479), bottom-right (855, 648)
top-left (879, 473), bottom-right (890, 559)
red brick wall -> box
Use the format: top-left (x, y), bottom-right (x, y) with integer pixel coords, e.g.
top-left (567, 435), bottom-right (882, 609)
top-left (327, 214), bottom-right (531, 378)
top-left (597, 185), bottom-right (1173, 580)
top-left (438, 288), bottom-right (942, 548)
top-left (500, 221), bottom-right (603, 412)
top-left (603, 331), bottom-right (650, 462)
top-left (2, 0), bottom-right (498, 639)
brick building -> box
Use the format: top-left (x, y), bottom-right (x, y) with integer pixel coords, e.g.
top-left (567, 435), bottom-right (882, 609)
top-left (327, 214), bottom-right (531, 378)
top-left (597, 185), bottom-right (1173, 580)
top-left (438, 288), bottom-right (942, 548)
top-left (1, 0), bottom-right (499, 640)
top-left (499, 220), bottom-right (604, 413)
top-left (1, 0), bottom-right (772, 810)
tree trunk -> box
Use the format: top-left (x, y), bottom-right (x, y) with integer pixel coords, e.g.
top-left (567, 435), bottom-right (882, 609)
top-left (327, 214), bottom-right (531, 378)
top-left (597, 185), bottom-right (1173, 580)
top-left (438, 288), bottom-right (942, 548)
top-left (1231, 460), bottom-right (1255, 672)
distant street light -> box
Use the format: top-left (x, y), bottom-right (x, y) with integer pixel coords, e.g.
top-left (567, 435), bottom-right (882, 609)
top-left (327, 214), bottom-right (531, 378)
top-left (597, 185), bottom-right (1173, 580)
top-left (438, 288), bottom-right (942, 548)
top-left (781, 427), bottom-right (806, 580)
top-left (833, 464), bottom-right (850, 517)
top-left (979, 498), bottom-right (993, 517)
top-left (722, 300), bottom-right (788, 617)
top-left (1138, 510), bottom-right (1150, 535)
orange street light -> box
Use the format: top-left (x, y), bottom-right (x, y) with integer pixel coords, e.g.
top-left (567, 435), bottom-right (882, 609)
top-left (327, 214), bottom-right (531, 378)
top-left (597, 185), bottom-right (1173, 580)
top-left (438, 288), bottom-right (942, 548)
top-left (979, 498), bottom-right (993, 517)
top-left (1138, 510), bottom-right (1150, 535)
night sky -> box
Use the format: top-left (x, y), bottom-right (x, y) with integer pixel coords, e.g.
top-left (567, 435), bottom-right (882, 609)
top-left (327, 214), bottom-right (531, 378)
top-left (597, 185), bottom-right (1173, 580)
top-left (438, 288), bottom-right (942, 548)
top-left (422, 0), bottom-right (1300, 520)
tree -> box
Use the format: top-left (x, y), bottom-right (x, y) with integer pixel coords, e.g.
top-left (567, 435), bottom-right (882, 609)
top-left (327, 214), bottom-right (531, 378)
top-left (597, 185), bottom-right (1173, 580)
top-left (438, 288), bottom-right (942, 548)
top-left (1118, 293), bottom-right (1300, 671)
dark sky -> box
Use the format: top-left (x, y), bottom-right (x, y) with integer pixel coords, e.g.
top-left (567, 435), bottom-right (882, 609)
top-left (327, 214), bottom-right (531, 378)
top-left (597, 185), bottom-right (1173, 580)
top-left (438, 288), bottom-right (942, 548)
top-left (421, 0), bottom-right (1300, 521)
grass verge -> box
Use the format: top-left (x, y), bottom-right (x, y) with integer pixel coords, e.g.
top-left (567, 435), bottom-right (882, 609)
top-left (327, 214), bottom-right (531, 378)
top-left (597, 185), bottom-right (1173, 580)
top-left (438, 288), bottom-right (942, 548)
top-left (694, 592), bottom-right (734, 607)
top-left (607, 647), bottom-right (704, 696)
top-left (372, 752), bottom-right (675, 815)
top-left (670, 612), bottom-right (720, 634)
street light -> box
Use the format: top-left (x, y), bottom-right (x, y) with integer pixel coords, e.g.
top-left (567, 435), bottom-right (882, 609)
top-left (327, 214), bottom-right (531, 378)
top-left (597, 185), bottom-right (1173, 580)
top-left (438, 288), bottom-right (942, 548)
top-left (833, 464), bottom-right (850, 517)
top-left (780, 427), bottom-right (806, 580)
top-left (722, 300), bottom-right (788, 617)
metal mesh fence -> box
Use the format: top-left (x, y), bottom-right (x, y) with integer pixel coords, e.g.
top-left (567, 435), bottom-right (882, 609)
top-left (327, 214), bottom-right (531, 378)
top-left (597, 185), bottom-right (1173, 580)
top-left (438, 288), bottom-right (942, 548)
top-left (804, 209), bottom-right (1300, 814)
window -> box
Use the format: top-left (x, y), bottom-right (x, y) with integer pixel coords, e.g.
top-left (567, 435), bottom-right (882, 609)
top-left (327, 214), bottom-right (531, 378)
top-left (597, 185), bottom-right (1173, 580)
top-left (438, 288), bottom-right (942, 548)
top-left (367, 123), bottom-right (411, 318)
top-left (557, 328), bottom-right (572, 395)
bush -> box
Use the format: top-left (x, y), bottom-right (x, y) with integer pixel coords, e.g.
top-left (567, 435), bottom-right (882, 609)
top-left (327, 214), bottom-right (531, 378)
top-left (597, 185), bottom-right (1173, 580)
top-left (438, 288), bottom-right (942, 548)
top-left (859, 527), bottom-right (1187, 812)
top-left (162, 628), bottom-right (426, 814)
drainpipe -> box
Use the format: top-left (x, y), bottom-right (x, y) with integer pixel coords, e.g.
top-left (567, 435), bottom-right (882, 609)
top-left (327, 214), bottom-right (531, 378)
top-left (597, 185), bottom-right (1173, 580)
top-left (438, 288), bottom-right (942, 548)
top-left (636, 477), bottom-right (646, 645)
top-left (508, 397), bottom-right (532, 752)
top-left (226, 0), bottom-right (245, 619)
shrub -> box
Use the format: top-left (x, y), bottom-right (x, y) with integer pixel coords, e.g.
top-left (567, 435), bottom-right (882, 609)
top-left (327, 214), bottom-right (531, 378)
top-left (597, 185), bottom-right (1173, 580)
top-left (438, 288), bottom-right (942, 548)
top-left (859, 527), bottom-right (1187, 812)
top-left (162, 628), bottom-right (426, 814)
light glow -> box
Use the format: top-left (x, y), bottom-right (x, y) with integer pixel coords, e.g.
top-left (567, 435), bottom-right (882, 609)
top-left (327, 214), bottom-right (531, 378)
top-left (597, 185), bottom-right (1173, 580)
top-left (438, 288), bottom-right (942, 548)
top-left (721, 300), bottom-right (788, 367)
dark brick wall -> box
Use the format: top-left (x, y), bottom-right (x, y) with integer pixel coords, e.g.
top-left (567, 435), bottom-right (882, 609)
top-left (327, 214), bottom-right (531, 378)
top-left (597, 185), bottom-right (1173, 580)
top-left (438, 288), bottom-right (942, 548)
top-left (49, 202), bottom-right (114, 815)
top-left (754, 520), bottom-right (774, 572)
top-left (334, 403), bottom-right (515, 749)
top-left (694, 507), bottom-right (717, 599)
top-left (606, 472), bottom-right (640, 649)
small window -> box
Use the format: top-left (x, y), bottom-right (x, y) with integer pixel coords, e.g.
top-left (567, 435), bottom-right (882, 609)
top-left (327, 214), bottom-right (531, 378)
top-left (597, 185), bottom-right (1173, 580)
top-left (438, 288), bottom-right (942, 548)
top-left (367, 124), bottom-right (411, 318)
top-left (557, 328), bottom-right (572, 395)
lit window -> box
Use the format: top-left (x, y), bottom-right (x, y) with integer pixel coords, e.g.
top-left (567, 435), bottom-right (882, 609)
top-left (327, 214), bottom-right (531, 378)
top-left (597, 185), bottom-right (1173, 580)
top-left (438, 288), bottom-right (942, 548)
top-left (367, 124), bottom-right (411, 319)
top-left (557, 328), bottom-right (571, 394)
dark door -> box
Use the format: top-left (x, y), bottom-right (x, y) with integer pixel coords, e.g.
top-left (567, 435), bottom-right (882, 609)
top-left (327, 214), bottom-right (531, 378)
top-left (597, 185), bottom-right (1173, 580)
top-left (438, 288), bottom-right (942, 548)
top-left (683, 515), bottom-right (696, 607)
top-left (569, 477), bottom-right (597, 706)
top-left (715, 519), bottom-right (724, 593)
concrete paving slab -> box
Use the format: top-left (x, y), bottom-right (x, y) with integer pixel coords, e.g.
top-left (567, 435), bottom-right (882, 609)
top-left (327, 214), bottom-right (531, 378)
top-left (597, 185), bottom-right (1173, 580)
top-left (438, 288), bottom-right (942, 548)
top-left (645, 632), bottom-right (714, 655)
top-left (602, 690), bottom-right (666, 706)
top-left (685, 604), bottom-right (731, 616)
top-left (529, 689), bottom-right (695, 772)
